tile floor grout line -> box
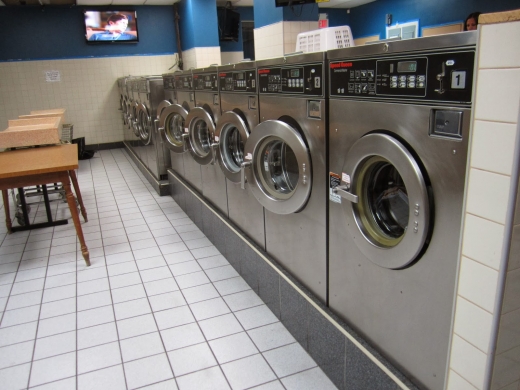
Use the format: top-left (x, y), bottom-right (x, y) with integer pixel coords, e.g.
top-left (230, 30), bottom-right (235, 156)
top-left (196, 255), bottom-right (288, 389)
top-left (95, 150), bottom-right (130, 390)
top-left (25, 227), bottom-right (54, 390)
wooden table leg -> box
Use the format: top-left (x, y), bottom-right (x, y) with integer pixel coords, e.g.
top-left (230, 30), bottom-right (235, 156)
top-left (61, 174), bottom-right (90, 266)
top-left (68, 170), bottom-right (88, 222)
top-left (2, 189), bottom-right (12, 234)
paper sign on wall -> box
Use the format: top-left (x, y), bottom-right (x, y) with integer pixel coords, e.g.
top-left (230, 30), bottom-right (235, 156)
top-left (45, 71), bottom-right (61, 82)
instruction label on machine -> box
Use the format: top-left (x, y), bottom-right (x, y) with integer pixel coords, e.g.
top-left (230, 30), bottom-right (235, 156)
top-left (329, 172), bottom-right (341, 204)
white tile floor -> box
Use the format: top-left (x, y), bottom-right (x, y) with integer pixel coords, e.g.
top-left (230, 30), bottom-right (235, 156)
top-left (0, 149), bottom-right (337, 390)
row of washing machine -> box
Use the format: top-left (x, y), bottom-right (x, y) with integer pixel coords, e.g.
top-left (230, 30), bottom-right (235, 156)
top-left (117, 30), bottom-right (477, 390)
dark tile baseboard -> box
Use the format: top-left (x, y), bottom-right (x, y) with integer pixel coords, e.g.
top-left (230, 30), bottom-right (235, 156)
top-left (167, 169), bottom-right (419, 390)
top-left (86, 141), bottom-right (125, 151)
top-left (123, 143), bottom-right (170, 196)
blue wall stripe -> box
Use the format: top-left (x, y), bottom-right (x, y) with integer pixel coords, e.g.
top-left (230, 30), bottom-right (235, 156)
top-left (0, 6), bottom-right (177, 62)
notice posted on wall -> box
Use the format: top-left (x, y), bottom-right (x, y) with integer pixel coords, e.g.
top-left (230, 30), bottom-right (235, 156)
top-left (45, 70), bottom-right (61, 82)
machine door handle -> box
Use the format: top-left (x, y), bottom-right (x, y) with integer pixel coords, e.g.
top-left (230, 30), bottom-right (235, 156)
top-left (210, 143), bottom-right (219, 165)
top-left (240, 161), bottom-right (252, 190)
top-left (333, 185), bottom-right (359, 203)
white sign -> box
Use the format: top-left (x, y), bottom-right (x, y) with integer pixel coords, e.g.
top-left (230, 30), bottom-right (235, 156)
top-left (45, 70), bottom-right (61, 82)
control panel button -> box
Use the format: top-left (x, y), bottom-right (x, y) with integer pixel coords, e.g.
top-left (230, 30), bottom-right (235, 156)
top-left (361, 70), bottom-right (367, 78)
top-left (355, 70), bottom-right (360, 79)
top-left (390, 82), bottom-right (398, 88)
top-left (399, 82), bottom-right (406, 88)
top-left (417, 75), bottom-right (426, 82)
top-left (367, 70), bottom-right (375, 78)
top-left (417, 81), bottom-right (425, 88)
top-left (408, 82), bottom-right (416, 88)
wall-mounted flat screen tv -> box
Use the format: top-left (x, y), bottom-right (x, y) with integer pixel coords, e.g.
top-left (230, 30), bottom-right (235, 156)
top-left (275, 0), bottom-right (316, 7)
top-left (84, 10), bottom-right (138, 43)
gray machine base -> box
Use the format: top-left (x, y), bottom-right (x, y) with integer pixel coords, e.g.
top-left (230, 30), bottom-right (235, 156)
top-left (124, 142), bottom-right (170, 197)
top-left (167, 169), bottom-right (419, 390)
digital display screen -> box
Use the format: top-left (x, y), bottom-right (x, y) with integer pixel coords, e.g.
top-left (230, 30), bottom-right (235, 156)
top-left (397, 61), bottom-right (417, 73)
top-left (290, 69), bottom-right (300, 78)
top-left (84, 10), bottom-right (138, 43)
top-left (236, 72), bottom-right (244, 80)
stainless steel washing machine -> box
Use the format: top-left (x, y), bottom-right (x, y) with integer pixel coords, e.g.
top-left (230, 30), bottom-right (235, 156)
top-left (186, 66), bottom-right (228, 216)
top-left (126, 78), bottom-right (143, 161)
top-left (158, 70), bottom-right (202, 193)
top-left (117, 77), bottom-right (127, 126)
top-left (215, 62), bottom-right (265, 249)
top-left (240, 52), bottom-right (328, 303)
top-left (328, 32), bottom-right (477, 390)
top-left (136, 76), bottom-right (170, 181)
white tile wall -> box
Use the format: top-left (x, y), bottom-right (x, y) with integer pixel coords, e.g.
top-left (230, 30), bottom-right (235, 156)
top-left (447, 369), bottom-right (479, 390)
top-left (221, 51), bottom-right (245, 65)
top-left (470, 120), bottom-right (517, 176)
top-left (0, 54), bottom-right (178, 146)
top-left (462, 214), bottom-right (505, 270)
top-left (183, 47), bottom-right (222, 70)
top-left (453, 297), bottom-right (494, 353)
top-left (457, 257), bottom-right (499, 314)
top-left (448, 18), bottom-right (520, 390)
top-left (450, 335), bottom-right (487, 389)
top-left (254, 23), bottom-right (284, 60)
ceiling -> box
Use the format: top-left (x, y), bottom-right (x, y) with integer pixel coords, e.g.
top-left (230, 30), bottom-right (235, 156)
top-left (0, 0), bottom-right (374, 8)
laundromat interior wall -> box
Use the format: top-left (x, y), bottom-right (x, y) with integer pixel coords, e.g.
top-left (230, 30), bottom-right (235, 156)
top-left (0, 6), bottom-right (179, 146)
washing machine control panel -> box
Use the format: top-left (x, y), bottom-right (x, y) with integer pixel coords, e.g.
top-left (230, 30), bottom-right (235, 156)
top-left (193, 73), bottom-right (218, 92)
top-left (163, 76), bottom-right (175, 91)
top-left (258, 63), bottom-right (324, 96)
top-left (219, 70), bottom-right (257, 93)
top-left (174, 75), bottom-right (193, 91)
top-left (329, 51), bottom-right (474, 103)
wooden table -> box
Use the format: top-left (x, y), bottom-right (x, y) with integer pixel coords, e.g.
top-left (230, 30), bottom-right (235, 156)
top-left (0, 144), bottom-right (90, 266)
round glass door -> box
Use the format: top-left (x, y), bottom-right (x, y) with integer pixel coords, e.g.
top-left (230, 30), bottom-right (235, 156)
top-left (131, 102), bottom-right (140, 137)
top-left (215, 111), bottom-right (249, 182)
top-left (343, 133), bottom-right (430, 269)
top-left (137, 104), bottom-right (152, 145)
top-left (256, 138), bottom-right (299, 200)
top-left (244, 120), bottom-right (311, 215)
top-left (158, 104), bottom-right (189, 154)
top-left (122, 97), bottom-right (129, 125)
top-left (186, 107), bottom-right (216, 165)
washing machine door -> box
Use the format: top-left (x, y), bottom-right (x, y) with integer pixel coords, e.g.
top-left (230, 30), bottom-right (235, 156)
top-left (131, 101), bottom-right (140, 137)
top-left (156, 100), bottom-right (172, 120)
top-left (158, 103), bottom-right (189, 154)
top-left (186, 107), bottom-right (216, 166)
top-left (335, 133), bottom-right (431, 269)
top-left (243, 120), bottom-right (311, 215)
top-left (137, 103), bottom-right (152, 146)
top-left (121, 97), bottom-right (129, 126)
top-left (215, 111), bottom-right (249, 183)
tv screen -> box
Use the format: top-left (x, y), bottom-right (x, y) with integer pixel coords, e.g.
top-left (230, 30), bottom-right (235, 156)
top-left (84, 10), bottom-right (138, 43)
top-left (217, 8), bottom-right (240, 42)
top-left (275, 0), bottom-right (316, 6)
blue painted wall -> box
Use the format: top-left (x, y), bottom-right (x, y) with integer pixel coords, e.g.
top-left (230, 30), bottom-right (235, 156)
top-left (326, 0), bottom-right (520, 39)
top-left (0, 6), bottom-right (176, 62)
top-left (254, 1), bottom-right (319, 28)
top-left (254, 0), bottom-right (284, 28)
top-left (178, 0), bottom-right (219, 50)
top-left (220, 7), bottom-right (254, 53)
top-left (282, 3), bottom-right (319, 21)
